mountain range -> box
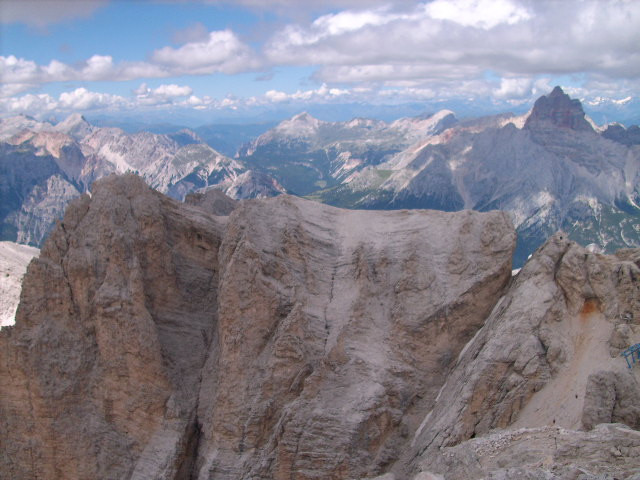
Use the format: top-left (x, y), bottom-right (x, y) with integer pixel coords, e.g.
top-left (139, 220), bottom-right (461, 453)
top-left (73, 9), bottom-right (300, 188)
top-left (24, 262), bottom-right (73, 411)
top-left (0, 114), bottom-right (283, 245)
top-left (236, 87), bottom-right (640, 266)
top-left (1, 87), bottom-right (639, 266)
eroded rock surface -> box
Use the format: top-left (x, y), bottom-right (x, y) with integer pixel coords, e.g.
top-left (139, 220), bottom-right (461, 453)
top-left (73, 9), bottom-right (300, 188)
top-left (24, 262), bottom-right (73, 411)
top-left (417, 423), bottom-right (640, 480)
top-left (2, 174), bottom-right (640, 480)
top-left (0, 174), bottom-right (516, 479)
top-left (195, 188), bottom-right (514, 479)
top-left (0, 241), bottom-right (39, 326)
top-left (1, 175), bottom-right (225, 479)
top-left (408, 233), bottom-right (640, 479)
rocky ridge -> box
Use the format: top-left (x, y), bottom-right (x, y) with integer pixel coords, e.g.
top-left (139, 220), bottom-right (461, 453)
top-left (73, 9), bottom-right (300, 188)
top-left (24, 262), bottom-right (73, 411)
top-left (1, 174), bottom-right (639, 479)
top-left (237, 110), bottom-right (458, 195)
top-left (0, 115), bottom-right (283, 246)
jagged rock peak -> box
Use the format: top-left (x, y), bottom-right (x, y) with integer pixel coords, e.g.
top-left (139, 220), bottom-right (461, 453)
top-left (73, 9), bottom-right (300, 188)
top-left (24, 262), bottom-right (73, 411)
top-left (525, 86), bottom-right (594, 132)
top-left (57, 112), bottom-right (88, 126)
top-left (602, 123), bottom-right (640, 145)
top-left (345, 117), bottom-right (384, 128)
top-left (54, 112), bottom-right (94, 140)
top-left (274, 111), bottom-right (325, 136)
top-left (290, 111), bottom-right (317, 123)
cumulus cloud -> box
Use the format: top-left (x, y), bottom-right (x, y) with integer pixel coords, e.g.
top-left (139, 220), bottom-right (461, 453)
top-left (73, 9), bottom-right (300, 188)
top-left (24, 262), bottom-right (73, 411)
top-left (264, 0), bottom-right (640, 101)
top-left (0, 87), bottom-right (127, 115)
top-left (0, 29), bottom-right (259, 90)
top-left (423, 0), bottom-right (531, 29)
top-left (493, 78), bottom-right (533, 100)
top-left (264, 84), bottom-right (350, 103)
top-left (152, 30), bottom-right (260, 74)
top-left (0, 54), bottom-right (168, 85)
top-left (58, 88), bottom-right (126, 110)
top-left (2, 0), bottom-right (640, 111)
top-left (1, 93), bottom-right (59, 114)
top-left (133, 83), bottom-right (194, 106)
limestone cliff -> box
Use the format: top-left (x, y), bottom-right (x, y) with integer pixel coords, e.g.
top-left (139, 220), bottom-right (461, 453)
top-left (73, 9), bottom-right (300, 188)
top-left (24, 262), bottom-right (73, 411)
top-left (0, 241), bottom-right (39, 326)
top-left (1, 174), bottom-right (639, 480)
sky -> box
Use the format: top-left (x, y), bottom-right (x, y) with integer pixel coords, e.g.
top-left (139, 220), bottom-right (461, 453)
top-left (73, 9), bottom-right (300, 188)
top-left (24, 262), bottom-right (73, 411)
top-left (1, 0), bottom-right (639, 123)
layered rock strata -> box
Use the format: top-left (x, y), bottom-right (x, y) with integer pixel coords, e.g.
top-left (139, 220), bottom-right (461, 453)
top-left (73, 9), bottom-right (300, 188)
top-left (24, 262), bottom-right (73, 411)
top-left (0, 174), bottom-right (515, 479)
top-left (1, 174), bottom-right (640, 480)
top-left (407, 233), bottom-right (640, 480)
top-left (0, 241), bottom-right (39, 326)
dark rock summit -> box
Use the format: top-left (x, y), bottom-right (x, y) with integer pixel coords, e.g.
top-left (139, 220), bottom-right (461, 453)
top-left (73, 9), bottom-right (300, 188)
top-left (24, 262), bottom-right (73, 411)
top-left (525, 85), bottom-right (594, 132)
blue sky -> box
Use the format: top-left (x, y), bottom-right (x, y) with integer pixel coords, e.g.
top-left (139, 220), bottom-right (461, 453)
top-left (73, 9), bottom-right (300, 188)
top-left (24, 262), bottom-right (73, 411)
top-left (1, 0), bottom-right (639, 122)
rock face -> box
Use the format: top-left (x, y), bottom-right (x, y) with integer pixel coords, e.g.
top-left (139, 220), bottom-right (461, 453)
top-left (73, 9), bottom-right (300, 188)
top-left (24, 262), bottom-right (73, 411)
top-left (0, 174), bottom-right (515, 479)
top-left (1, 175), bottom-right (226, 480)
top-left (524, 85), bottom-right (594, 132)
top-left (406, 233), bottom-right (640, 480)
top-left (420, 423), bottom-right (640, 480)
top-left (0, 241), bottom-right (39, 326)
top-left (1, 174), bottom-right (639, 480)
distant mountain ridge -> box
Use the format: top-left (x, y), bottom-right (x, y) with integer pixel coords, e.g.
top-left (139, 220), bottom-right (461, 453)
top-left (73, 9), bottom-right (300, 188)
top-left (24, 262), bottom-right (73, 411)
top-left (0, 115), bottom-right (284, 246)
top-left (308, 87), bottom-right (640, 265)
top-left (2, 87), bottom-right (638, 263)
top-left (237, 109), bottom-right (458, 195)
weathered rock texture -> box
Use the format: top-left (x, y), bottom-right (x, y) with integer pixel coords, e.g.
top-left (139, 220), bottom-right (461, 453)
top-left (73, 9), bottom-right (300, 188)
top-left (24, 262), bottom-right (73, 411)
top-left (1, 174), bottom-right (640, 480)
top-left (407, 233), bottom-right (640, 480)
top-left (1, 175), bottom-right (225, 479)
top-left (0, 174), bottom-right (515, 479)
top-left (0, 241), bottom-right (39, 326)
top-left (417, 423), bottom-right (640, 480)
top-left (195, 181), bottom-right (514, 479)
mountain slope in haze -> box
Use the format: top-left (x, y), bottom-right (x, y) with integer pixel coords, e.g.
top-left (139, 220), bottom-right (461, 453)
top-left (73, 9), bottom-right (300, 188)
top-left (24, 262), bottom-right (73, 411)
top-left (237, 110), bottom-right (458, 195)
top-left (1, 174), bottom-right (638, 480)
top-left (316, 87), bottom-right (640, 266)
top-left (194, 122), bottom-right (277, 157)
top-left (0, 115), bottom-right (284, 246)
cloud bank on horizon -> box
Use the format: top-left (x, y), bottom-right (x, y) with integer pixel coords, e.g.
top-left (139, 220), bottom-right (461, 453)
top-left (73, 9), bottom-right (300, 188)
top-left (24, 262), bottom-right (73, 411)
top-left (0, 0), bottom-right (638, 119)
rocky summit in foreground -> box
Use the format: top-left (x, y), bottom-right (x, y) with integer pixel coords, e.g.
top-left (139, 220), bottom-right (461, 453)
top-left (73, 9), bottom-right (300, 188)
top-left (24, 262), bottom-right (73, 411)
top-left (1, 174), bottom-right (639, 480)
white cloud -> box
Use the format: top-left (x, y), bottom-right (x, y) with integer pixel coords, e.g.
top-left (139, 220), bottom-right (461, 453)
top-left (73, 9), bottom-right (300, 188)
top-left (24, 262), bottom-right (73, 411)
top-left (153, 84), bottom-right (193, 98)
top-left (264, 0), bottom-right (640, 100)
top-left (2, 0), bottom-right (640, 111)
top-left (0, 29), bottom-right (259, 91)
top-left (312, 7), bottom-right (399, 37)
top-left (58, 88), bottom-right (126, 110)
top-left (263, 83), bottom-right (352, 103)
top-left (152, 30), bottom-right (260, 74)
top-left (0, 87), bottom-right (126, 116)
top-left (493, 77), bottom-right (533, 100)
top-left (1, 56), bottom-right (40, 84)
top-left (265, 90), bottom-right (290, 103)
top-left (2, 93), bottom-right (59, 113)
top-left (0, 83), bottom-right (36, 98)
top-left (423, 0), bottom-right (531, 29)
top-left (133, 83), bottom-right (194, 106)
top-left (81, 55), bottom-right (115, 80)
